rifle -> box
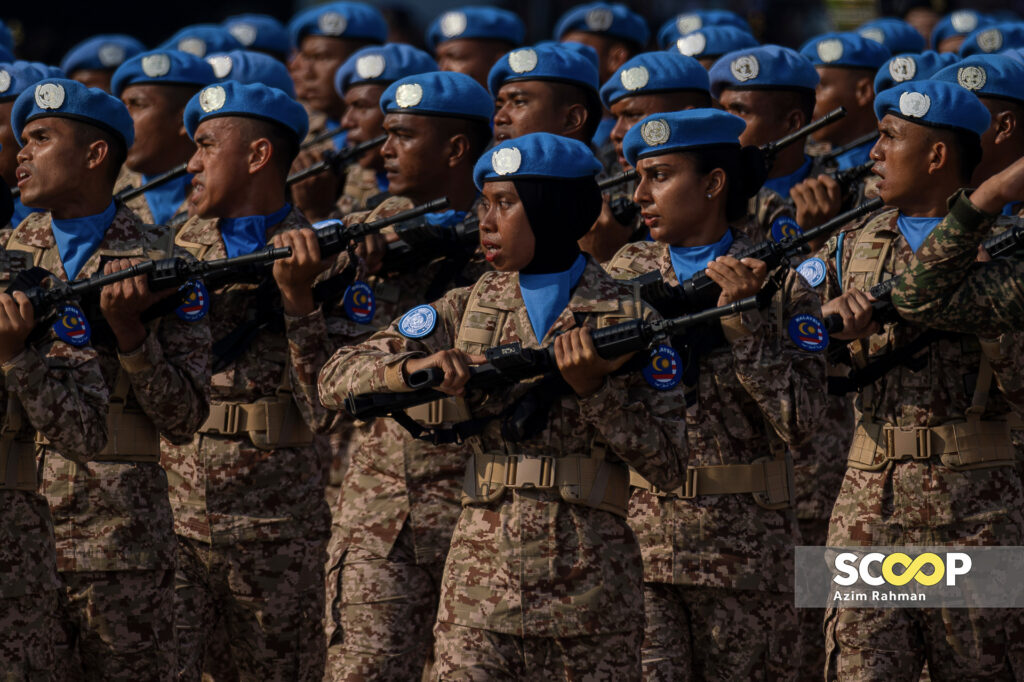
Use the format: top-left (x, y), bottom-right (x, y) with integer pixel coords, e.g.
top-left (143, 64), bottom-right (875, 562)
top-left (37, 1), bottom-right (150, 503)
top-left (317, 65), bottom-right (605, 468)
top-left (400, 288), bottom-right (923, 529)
top-left (116, 164), bottom-right (189, 203)
top-left (345, 294), bottom-right (761, 420)
top-left (286, 134), bottom-right (387, 186)
top-left (761, 107), bottom-right (846, 172)
top-left (819, 132), bottom-right (878, 164)
top-left (10, 260), bottom-right (158, 319)
top-left (829, 160), bottom-right (875, 196)
top-left (302, 124), bottom-right (344, 149)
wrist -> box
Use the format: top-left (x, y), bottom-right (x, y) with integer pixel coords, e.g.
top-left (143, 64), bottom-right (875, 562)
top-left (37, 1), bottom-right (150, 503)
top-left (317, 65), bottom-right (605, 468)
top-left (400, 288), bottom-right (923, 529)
top-left (279, 286), bottom-right (315, 316)
top-left (110, 319), bottom-right (147, 352)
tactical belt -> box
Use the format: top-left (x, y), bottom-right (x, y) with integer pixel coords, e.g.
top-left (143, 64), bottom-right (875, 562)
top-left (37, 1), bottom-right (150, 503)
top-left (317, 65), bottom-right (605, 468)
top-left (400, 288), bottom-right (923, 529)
top-left (629, 456), bottom-right (793, 509)
top-left (200, 398), bottom-right (313, 449)
top-left (847, 420), bottom-right (1015, 471)
top-left (0, 440), bottom-right (38, 491)
top-left (92, 411), bottom-right (161, 462)
top-left (462, 452), bottom-right (630, 517)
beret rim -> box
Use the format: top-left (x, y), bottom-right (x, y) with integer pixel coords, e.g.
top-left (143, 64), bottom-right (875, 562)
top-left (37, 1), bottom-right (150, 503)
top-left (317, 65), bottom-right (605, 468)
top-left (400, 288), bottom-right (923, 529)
top-left (23, 111), bottom-right (130, 147)
top-left (634, 140), bottom-right (742, 162)
top-left (478, 171), bottom-right (597, 183)
top-left (496, 74), bottom-right (599, 95)
top-left (191, 110), bottom-right (305, 141)
top-left (381, 107), bottom-right (491, 123)
top-left (605, 85), bottom-right (710, 105)
top-left (879, 109), bottom-right (985, 137)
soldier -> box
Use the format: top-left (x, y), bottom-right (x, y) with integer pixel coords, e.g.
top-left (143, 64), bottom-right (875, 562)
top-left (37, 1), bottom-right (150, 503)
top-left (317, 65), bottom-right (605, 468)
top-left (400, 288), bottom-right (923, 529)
top-left (59, 35), bottom-right (144, 92)
top-left (8, 77), bottom-right (211, 680)
top-left (206, 49), bottom-right (296, 94)
top-left (872, 51), bottom-right (958, 95)
top-left (110, 50), bottom-right (216, 227)
top-left (425, 7), bottom-right (525, 88)
top-left (931, 10), bottom-right (991, 53)
top-left (656, 8), bottom-right (753, 50)
top-left (856, 17), bottom-right (926, 55)
top-left (320, 132), bottom-right (687, 680)
top-left (959, 23), bottom-right (1024, 58)
top-left (666, 25), bottom-right (759, 70)
top-left (817, 79), bottom-right (1024, 679)
top-left (223, 14), bottom-right (291, 62)
top-left (0, 62), bottom-right (51, 231)
top-left (159, 24), bottom-right (242, 59)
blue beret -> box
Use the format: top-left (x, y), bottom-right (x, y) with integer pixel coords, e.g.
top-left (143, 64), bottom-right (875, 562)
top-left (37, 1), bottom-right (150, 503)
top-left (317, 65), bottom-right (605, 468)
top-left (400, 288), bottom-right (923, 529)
top-left (288, 2), bottom-right (388, 47)
top-left (160, 25), bottom-right (243, 58)
top-left (857, 18), bottom-right (926, 55)
top-left (0, 20), bottom-right (12, 52)
top-left (873, 80), bottom-right (990, 137)
top-left (488, 43), bottom-right (599, 97)
top-left (473, 132), bottom-right (601, 189)
top-left (380, 71), bottom-right (492, 123)
top-left (0, 62), bottom-right (53, 102)
top-left (23, 62), bottom-right (65, 80)
top-left (111, 50), bottom-right (216, 97)
top-left (932, 53), bottom-right (1024, 104)
top-left (960, 22), bottom-right (1024, 57)
top-left (206, 51), bottom-right (295, 97)
top-left (932, 10), bottom-right (993, 48)
top-left (553, 3), bottom-right (650, 47)
top-left (60, 35), bottom-right (145, 74)
top-left (223, 14), bottom-right (290, 57)
top-left (335, 44), bottom-right (437, 96)
top-left (709, 45), bottom-right (817, 98)
top-left (600, 52), bottom-right (709, 107)
top-left (669, 26), bottom-right (759, 60)
top-left (873, 51), bottom-right (958, 93)
top-left (623, 109), bottom-right (745, 167)
top-left (11, 78), bottom-right (134, 147)
top-left (425, 7), bottom-right (525, 51)
top-left (657, 10), bottom-right (752, 49)
top-left (800, 32), bottom-right (891, 70)
top-left (184, 80), bottom-right (309, 142)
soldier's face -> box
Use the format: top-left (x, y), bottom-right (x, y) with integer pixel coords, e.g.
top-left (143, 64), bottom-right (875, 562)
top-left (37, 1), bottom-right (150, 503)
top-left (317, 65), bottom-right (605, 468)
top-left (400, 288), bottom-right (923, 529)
top-left (340, 84), bottom-right (385, 169)
top-left (478, 180), bottom-right (535, 272)
top-left (610, 93), bottom-right (708, 170)
top-left (0, 101), bottom-right (16, 185)
top-left (561, 32), bottom-right (611, 83)
top-left (380, 113), bottom-right (449, 200)
top-left (718, 89), bottom-right (793, 148)
top-left (870, 115), bottom-right (934, 209)
top-left (634, 153), bottom-right (711, 245)
top-left (812, 67), bottom-right (871, 144)
top-left (436, 39), bottom-right (509, 88)
top-left (186, 118), bottom-right (254, 219)
top-left (15, 118), bottom-right (94, 210)
top-left (121, 84), bottom-right (190, 175)
top-left (70, 69), bottom-right (113, 93)
top-left (494, 81), bottom-right (571, 142)
top-left (294, 36), bottom-right (350, 115)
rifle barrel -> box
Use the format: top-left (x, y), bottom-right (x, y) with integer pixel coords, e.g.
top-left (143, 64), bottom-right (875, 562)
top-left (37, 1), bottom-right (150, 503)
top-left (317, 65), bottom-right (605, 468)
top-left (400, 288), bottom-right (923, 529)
top-left (286, 134), bottom-right (387, 186)
top-left (116, 163), bottom-right (189, 202)
top-left (821, 131), bottom-right (879, 163)
top-left (65, 259), bottom-right (157, 297)
top-left (301, 125), bottom-right (344, 149)
top-left (762, 107), bottom-right (846, 159)
top-left (598, 169), bottom-right (638, 191)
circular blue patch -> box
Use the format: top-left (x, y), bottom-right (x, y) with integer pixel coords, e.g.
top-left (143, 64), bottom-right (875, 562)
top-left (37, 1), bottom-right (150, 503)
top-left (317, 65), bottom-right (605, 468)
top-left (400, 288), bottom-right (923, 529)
top-left (398, 304), bottom-right (437, 339)
top-left (788, 314), bottom-right (829, 352)
top-left (175, 280), bottom-right (209, 322)
top-left (52, 304), bottom-right (91, 347)
top-left (796, 257), bottom-right (827, 288)
top-left (771, 216), bottom-right (803, 243)
top-left (641, 344), bottom-right (683, 391)
top-left (343, 280), bottom-right (376, 324)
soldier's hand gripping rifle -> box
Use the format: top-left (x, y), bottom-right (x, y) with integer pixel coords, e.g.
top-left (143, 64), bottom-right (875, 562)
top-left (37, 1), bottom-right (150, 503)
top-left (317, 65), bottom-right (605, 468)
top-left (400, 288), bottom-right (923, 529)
top-left (345, 294), bottom-right (761, 420)
top-left (8, 260), bottom-right (158, 320)
top-left (285, 134), bottom-right (387, 186)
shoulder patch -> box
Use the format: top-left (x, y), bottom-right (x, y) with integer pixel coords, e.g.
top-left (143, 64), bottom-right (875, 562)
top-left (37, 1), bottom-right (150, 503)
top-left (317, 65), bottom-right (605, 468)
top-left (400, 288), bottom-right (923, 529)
top-left (796, 257), bottom-right (827, 287)
top-left (398, 304), bottom-right (437, 338)
top-left (770, 216), bottom-right (802, 243)
top-left (175, 279), bottom-right (209, 321)
top-left (53, 304), bottom-right (91, 346)
top-left (343, 280), bottom-right (376, 324)
top-left (642, 343), bottom-right (683, 390)
top-left (788, 314), bottom-right (828, 352)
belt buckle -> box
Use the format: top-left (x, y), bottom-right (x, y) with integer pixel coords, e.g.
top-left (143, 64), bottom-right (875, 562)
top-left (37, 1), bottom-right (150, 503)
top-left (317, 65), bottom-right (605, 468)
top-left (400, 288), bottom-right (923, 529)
top-left (888, 426), bottom-right (929, 462)
top-left (506, 455), bottom-right (555, 489)
top-left (212, 404), bottom-right (240, 435)
top-left (681, 467), bottom-right (699, 499)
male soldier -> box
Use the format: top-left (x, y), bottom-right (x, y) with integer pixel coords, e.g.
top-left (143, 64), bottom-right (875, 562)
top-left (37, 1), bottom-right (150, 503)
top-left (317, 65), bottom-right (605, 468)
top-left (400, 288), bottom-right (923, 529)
top-left (818, 79), bottom-right (1024, 679)
top-left (426, 6), bottom-right (524, 88)
top-left (321, 70), bottom-right (494, 680)
top-left (59, 35), bottom-right (144, 92)
top-left (931, 10), bottom-right (991, 53)
top-left (0, 62), bottom-right (51, 231)
top-left (223, 14), bottom-right (291, 62)
top-left (110, 50), bottom-right (216, 227)
top-left (8, 78), bottom-right (211, 680)
top-left (159, 24), bottom-right (242, 59)
top-left (667, 26), bottom-right (760, 69)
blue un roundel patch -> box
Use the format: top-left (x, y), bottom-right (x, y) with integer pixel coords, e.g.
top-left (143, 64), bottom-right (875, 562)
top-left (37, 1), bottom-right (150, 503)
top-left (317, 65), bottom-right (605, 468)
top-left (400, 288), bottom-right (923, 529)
top-left (788, 314), bottom-right (829, 352)
top-left (771, 216), bottom-right (802, 243)
top-left (343, 280), bottom-right (376, 324)
top-left (175, 280), bottom-right (209, 322)
top-left (398, 304), bottom-right (437, 339)
top-left (642, 343), bottom-right (683, 390)
top-left (52, 304), bottom-right (91, 346)
top-left (796, 257), bottom-right (827, 288)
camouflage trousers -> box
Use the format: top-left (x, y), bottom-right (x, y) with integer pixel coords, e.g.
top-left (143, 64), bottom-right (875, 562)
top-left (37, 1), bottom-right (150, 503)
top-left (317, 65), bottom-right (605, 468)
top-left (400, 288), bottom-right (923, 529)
top-left (432, 621), bottom-right (643, 681)
top-left (52, 569), bottom-right (175, 682)
top-left (324, 521), bottom-right (444, 681)
top-left (797, 517), bottom-right (832, 682)
top-left (0, 590), bottom-right (57, 681)
top-left (641, 583), bottom-right (798, 681)
top-left (175, 535), bottom-right (327, 682)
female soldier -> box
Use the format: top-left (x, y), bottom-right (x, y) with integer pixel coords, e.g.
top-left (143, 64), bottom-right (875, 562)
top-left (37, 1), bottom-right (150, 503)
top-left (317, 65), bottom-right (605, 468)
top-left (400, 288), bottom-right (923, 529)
top-left (318, 132), bottom-right (685, 680)
top-left (604, 109), bottom-right (828, 681)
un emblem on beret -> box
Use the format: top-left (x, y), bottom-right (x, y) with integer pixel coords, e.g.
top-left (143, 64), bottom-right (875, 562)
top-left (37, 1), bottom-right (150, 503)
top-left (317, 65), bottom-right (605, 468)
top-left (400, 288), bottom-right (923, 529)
top-left (228, 23), bottom-right (258, 46)
top-left (141, 54), bottom-right (171, 78)
top-left (98, 43), bottom-right (126, 67)
top-left (860, 28), bottom-right (885, 44)
top-left (585, 8), bottom-right (614, 31)
top-left (978, 29), bottom-right (1003, 53)
top-left (178, 38), bottom-right (206, 57)
top-left (395, 83), bottom-right (423, 108)
top-left (0, 70), bottom-right (10, 94)
top-left (957, 66), bottom-right (987, 91)
top-left (675, 33), bottom-right (707, 57)
top-left (898, 91), bottom-right (930, 118)
top-left (621, 66), bottom-right (649, 91)
top-left (817, 39), bottom-right (844, 63)
top-left (951, 10), bottom-right (978, 33)
top-left (319, 11), bottom-right (348, 35)
top-left (440, 11), bottom-right (467, 38)
top-left (356, 55), bottom-right (386, 79)
top-left (508, 49), bottom-right (538, 74)
top-left (207, 55), bottom-right (233, 79)
top-left (641, 119), bottom-right (670, 146)
top-left (676, 14), bottom-right (702, 35)
top-left (730, 55), bottom-right (759, 82)
top-left (889, 57), bottom-right (916, 82)
top-left (199, 85), bottom-right (227, 113)
top-left (492, 147), bottom-right (522, 175)
top-left (34, 83), bottom-right (65, 110)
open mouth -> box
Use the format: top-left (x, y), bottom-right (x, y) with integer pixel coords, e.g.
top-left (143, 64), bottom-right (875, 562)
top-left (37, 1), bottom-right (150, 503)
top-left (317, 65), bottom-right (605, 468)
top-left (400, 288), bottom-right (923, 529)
top-left (15, 166), bottom-right (31, 186)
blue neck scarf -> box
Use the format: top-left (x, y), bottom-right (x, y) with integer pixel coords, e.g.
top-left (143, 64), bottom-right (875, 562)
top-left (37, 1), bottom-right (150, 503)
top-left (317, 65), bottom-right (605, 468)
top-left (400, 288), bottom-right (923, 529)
top-left (10, 196), bottom-right (42, 226)
top-left (669, 230), bottom-right (734, 283)
top-left (591, 116), bottom-right (615, 148)
top-left (1003, 202), bottom-right (1021, 217)
top-left (833, 139), bottom-right (874, 171)
top-left (424, 209), bottom-right (468, 228)
top-left (51, 201), bottom-right (117, 281)
top-left (763, 156), bottom-right (813, 199)
top-left (897, 212), bottom-right (943, 253)
top-left (142, 172), bottom-right (192, 226)
top-left (325, 118), bottom-right (348, 151)
top-left (519, 253), bottom-right (587, 343)
top-left (220, 204), bottom-right (292, 258)
top-left (375, 171), bottom-right (389, 193)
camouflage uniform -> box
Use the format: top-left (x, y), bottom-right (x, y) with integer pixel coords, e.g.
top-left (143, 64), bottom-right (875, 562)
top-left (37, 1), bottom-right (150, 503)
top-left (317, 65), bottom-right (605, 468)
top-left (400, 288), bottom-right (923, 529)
top-left (166, 208), bottom-right (334, 681)
top-left (0, 248), bottom-right (109, 681)
top-left (7, 205), bottom-right (211, 682)
top-left (332, 163), bottom-right (388, 220)
top-left (738, 186), bottom-right (797, 242)
top-left (817, 207), bottom-right (1024, 680)
top-left (605, 237), bottom-right (827, 681)
top-left (320, 257), bottom-right (687, 681)
top-left (113, 167), bottom-right (191, 229)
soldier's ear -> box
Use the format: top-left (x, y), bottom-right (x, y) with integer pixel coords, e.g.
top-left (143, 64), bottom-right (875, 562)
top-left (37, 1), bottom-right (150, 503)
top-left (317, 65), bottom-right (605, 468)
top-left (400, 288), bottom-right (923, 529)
top-left (248, 138), bottom-right (273, 174)
top-left (447, 133), bottom-right (470, 168)
top-left (926, 138), bottom-right (949, 176)
top-left (606, 44), bottom-right (630, 76)
top-left (785, 108), bottom-right (806, 135)
top-left (705, 167), bottom-right (727, 199)
top-left (562, 103), bottom-right (588, 138)
top-left (994, 110), bottom-right (1016, 145)
top-left (854, 77), bottom-right (874, 108)
top-left (84, 138), bottom-right (110, 172)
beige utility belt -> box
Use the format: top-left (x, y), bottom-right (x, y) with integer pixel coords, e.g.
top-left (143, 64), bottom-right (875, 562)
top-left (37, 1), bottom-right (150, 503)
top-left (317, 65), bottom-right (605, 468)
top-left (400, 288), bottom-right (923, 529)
top-left (848, 419), bottom-right (1015, 471)
top-left (0, 439), bottom-right (38, 491)
top-left (200, 398), bottom-right (313, 449)
top-left (629, 456), bottom-right (793, 509)
top-left (93, 411), bottom-right (161, 463)
top-left (462, 451), bottom-right (630, 517)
